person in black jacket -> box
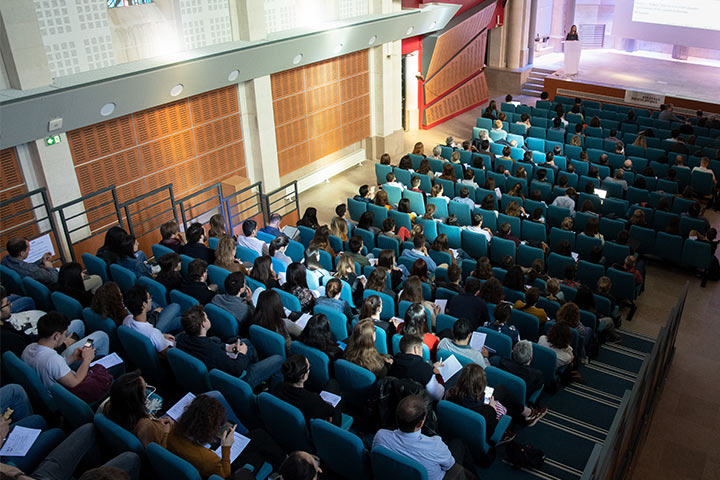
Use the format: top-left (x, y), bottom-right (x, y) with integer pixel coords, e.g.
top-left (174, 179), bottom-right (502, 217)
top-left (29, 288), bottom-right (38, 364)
top-left (494, 340), bottom-right (546, 400)
top-left (181, 222), bottom-right (214, 264)
top-left (390, 335), bottom-right (445, 401)
top-left (447, 277), bottom-right (490, 330)
top-left (270, 354), bottom-right (342, 426)
top-left (179, 259), bottom-right (217, 305)
top-left (175, 305), bottom-right (283, 387)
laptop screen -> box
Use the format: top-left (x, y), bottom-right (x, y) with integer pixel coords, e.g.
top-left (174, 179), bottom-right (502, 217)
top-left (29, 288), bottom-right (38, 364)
top-left (594, 189), bottom-right (607, 199)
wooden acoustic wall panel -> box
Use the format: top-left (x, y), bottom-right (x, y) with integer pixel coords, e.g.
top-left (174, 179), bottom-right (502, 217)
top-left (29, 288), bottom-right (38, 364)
top-left (424, 31), bottom-right (487, 104)
top-left (272, 50), bottom-right (370, 177)
top-left (425, 2), bottom-right (496, 80)
top-left (68, 85), bottom-right (246, 246)
top-left (0, 148), bottom-right (38, 250)
top-left (424, 73), bottom-right (488, 126)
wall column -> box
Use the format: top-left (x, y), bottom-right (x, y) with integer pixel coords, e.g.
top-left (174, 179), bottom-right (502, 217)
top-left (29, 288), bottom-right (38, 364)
top-left (367, 0), bottom-right (403, 160)
top-left (549, 0), bottom-right (566, 51)
top-left (505, 0), bottom-right (526, 70)
top-left (229, 0), bottom-right (281, 191)
top-left (487, 24), bottom-right (507, 69)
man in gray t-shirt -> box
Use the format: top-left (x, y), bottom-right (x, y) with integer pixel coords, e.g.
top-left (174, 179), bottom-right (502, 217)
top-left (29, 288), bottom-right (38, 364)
top-left (21, 312), bottom-right (98, 389)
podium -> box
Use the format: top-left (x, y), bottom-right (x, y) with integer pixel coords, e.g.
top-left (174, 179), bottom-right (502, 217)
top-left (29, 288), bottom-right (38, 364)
top-left (563, 40), bottom-right (581, 76)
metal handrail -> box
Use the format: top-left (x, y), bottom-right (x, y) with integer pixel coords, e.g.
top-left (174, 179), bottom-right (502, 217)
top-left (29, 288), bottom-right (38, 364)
top-left (119, 184), bottom-right (177, 240)
top-left (223, 181), bottom-right (264, 234)
top-left (262, 180), bottom-right (300, 223)
top-left (175, 182), bottom-right (227, 232)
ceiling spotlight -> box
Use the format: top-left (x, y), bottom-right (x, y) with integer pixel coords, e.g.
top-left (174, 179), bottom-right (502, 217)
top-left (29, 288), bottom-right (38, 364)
top-left (100, 102), bottom-right (116, 117)
top-left (406, 26), bottom-right (414, 35)
top-left (334, 43), bottom-right (343, 54)
top-left (228, 70), bottom-right (239, 82)
top-left (170, 84), bottom-right (184, 97)
top-left (368, 35), bottom-right (377, 45)
top-left (293, 54), bottom-right (303, 65)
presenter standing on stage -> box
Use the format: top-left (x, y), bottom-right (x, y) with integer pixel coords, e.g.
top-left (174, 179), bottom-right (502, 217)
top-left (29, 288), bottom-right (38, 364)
top-left (566, 25), bottom-right (579, 41)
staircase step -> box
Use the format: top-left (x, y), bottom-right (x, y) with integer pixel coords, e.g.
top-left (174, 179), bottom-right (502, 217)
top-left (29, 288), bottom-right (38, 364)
top-left (522, 85), bottom-right (545, 93)
top-left (521, 89), bottom-right (542, 97)
top-left (532, 68), bottom-right (556, 74)
top-left (526, 79), bottom-right (545, 86)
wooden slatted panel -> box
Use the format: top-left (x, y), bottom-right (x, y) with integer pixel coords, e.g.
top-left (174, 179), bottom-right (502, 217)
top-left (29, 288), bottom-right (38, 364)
top-left (0, 148), bottom-right (24, 191)
top-left (198, 143), bottom-right (245, 184)
top-left (189, 86), bottom-right (238, 125)
top-left (133, 100), bottom-right (192, 144)
top-left (67, 116), bottom-right (136, 165)
top-left (424, 73), bottom-right (489, 126)
top-left (424, 31), bottom-right (487, 104)
top-left (272, 50), bottom-right (370, 177)
top-left (139, 130), bottom-right (196, 174)
top-left (194, 115), bottom-right (242, 156)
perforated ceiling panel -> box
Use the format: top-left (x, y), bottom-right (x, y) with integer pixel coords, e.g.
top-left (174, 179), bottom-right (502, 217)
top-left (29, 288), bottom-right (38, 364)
top-left (67, 85), bottom-right (245, 243)
top-left (272, 50), bottom-right (370, 177)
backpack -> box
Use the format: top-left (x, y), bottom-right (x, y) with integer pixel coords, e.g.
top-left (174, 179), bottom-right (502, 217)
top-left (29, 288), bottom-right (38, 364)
top-left (69, 364), bottom-right (113, 403)
top-left (504, 441), bottom-right (545, 470)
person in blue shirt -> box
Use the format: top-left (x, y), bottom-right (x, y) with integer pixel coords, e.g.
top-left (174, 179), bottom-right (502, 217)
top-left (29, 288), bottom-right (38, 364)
top-left (372, 394), bottom-right (479, 480)
top-left (117, 234), bottom-right (153, 278)
top-left (258, 213), bottom-right (288, 239)
top-left (400, 234), bottom-right (438, 273)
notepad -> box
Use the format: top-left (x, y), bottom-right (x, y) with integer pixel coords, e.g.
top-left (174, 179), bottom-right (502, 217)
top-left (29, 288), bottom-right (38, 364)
top-left (295, 313), bottom-right (312, 330)
top-left (470, 332), bottom-right (487, 352)
top-left (90, 352), bottom-right (124, 369)
top-left (438, 354), bottom-right (463, 383)
top-left (434, 299), bottom-right (448, 312)
top-left (166, 392), bottom-right (195, 421)
top-left (26, 234), bottom-right (55, 264)
top-left (320, 391), bottom-right (342, 408)
top-left (213, 432), bottom-right (251, 463)
top-left (0, 426), bottom-right (41, 457)
top-left (571, 252), bottom-right (579, 261)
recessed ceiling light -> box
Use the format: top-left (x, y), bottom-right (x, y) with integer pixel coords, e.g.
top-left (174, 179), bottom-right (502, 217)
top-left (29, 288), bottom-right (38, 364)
top-left (228, 70), bottom-right (239, 82)
top-left (293, 54), bottom-right (303, 65)
top-left (170, 84), bottom-right (184, 97)
top-left (406, 26), bottom-right (414, 35)
top-left (334, 43), bottom-right (343, 54)
top-left (368, 35), bottom-right (377, 45)
top-left (430, 21), bottom-right (437, 29)
top-left (100, 102), bottom-right (116, 117)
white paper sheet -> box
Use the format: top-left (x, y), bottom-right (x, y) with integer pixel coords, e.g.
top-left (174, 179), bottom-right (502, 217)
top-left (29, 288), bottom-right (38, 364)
top-left (438, 354), bottom-right (463, 383)
top-left (319, 391), bottom-right (342, 408)
top-left (0, 426), bottom-right (42, 457)
top-left (90, 352), bottom-right (124, 369)
top-left (277, 272), bottom-right (286, 285)
top-left (213, 432), bottom-right (251, 463)
top-left (283, 307), bottom-right (292, 317)
top-left (369, 258), bottom-right (378, 266)
top-left (470, 332), bottom-right (487, 352)
top-left (166, 392), bottom-right (195, 421)
top-left (434, 299), bottom-right (448, 312)
top-left (295, 313), bottom-right (312, 330)
top-left (571, 252), bottom-right (579, 261)
top-left (26, 234), bottom-right (54, 264)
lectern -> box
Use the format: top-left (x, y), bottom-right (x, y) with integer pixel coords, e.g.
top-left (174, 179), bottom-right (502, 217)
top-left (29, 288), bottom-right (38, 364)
top-left (563, 41), bottom-right (581, 76)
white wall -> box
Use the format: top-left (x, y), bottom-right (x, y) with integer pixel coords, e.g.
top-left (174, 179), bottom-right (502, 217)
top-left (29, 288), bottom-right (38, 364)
top-left (535, 0), bottom-right (553, 38)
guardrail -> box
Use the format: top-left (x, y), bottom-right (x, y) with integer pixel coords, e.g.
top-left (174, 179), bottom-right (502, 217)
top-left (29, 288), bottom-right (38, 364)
top-left (262, 180), bottom-right (300, 220)
top-left (580, 282), bottom-right (689, 479)
top-left (120, 184), bottom-right (178, 242)
top-left (224, 181), bottom-right (264, 235)
top-left (175, 183), bottom-right (227, 232)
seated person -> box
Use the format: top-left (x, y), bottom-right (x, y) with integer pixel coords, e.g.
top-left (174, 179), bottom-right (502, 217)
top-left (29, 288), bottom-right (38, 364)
top-left (315, 278), bottom-right (355, 324)
top-left (21, 312), bottom-right (109, 391)
top-left (122, 285), bottom-right (177, 357)
top-left (2, 237), bottom-right (59, 288)
top-left (438, 317), bottom-right (489, 367)
top-left (297, 208), bottom-right (320, 230)
top-left (395, 303), bottom-right (440, 355)
top-left (180, 259), bottom-right (217, 305)
top-left (513, 287), bottom-right (548, 330)
top-left (372, 394), bottom-right (478, 480)
top-left (400, 234), bottom-right (438, 273)
top-left (390, 335), bottom-right (444, 401)
top-left (451, 187), bottom-right (475, 209)
top-left (278, 451), bottom-right (322, 480)
top-left (270, 354), bottom-right (342, 426)
top-left (236, 219), bottom-right (269, 257)
top-left (465, 214), bottom-right (493, 243)
top-left (258, 213), bottom-right (288, 239)
top-left (156, 252), bottom-right (183, 293)
top-left (159, 220), bottom-right (185, 253)
top-left (282, 263), bottom-right (316, 314)
top-left (612, 255), bottom-right (643, 287)
top-left (342, 235), bottom-right (371, 267)
top-left (459, 168), bottom-right (479, 189)
top-left (167, 394), bottom-right (285, 478)
top-left (691, 156), bottom-right (717, 184)
top-left (380, 217), bottom-right (404, 244)
top-left (252, 289), bottom-right (298, 343)
top-left (249, 256), bottom-right (281, 290)
top-left (269, 235), bottom-right (293, 267)
top-left (437, 264), bottom-right (464, 294)
top-left (483, 303), bottom-right (520, 345)
top-left (211, 272), bottom-right (253, 330)
top-left (213, 236), bottom-right (248, 274)
top-left (385, 172), bottom-right (405, 190)
top-left (447, 277), bottom-right (490, 330)
top-left (297, 313), bottom-right (343, 361)
top-left (176, 305), bottom-right (282, 387)
top-left (496, 222), bottom-right (520, 247)
top-left (538, 322), bottom-right (574, 369)
top-left (551, 187), bottom-right (577, 217)
top-left (343, 319), bottom-right (393, 378)
top-left (57, 262), bottom-right (94, 308)
top-left (353, 184), bottom-right (375, 203)
top-left (182, 222), bottom-right (215, 264)
top-left (494, 340), bottom-right (545, 399)
top-left (117, 234), bottom-right (153, 279)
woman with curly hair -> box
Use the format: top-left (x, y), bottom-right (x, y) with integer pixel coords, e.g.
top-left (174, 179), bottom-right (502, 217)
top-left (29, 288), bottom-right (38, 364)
top-left (539, 321), bottom-right (574, 369)
top-left (282, 263), bottom-right (315, 314)
top-left (168, 394), bottom-right (285, 478)
top-left (343, 319), bottom-right (393, 378)
top-left (90, 282), bottom-right (129, 326)
top-left (213, 236), bottom-right (248, 274)
top-left (556, 301), bottom-right (592, 363)
top-left (479, 278), bottom-right (504, 304)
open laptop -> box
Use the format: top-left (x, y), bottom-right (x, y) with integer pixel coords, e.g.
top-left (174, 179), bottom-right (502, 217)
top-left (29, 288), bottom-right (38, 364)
top-left (594, 188), bottom-right (607, 203)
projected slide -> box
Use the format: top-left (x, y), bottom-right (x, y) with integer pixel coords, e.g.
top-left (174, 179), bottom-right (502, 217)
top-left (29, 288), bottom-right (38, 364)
top-left (632, 0), bottom-right (720, 31)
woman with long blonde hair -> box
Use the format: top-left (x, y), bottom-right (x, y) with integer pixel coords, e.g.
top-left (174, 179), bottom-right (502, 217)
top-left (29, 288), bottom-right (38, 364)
top-left (343, 319), bottom-right (392, 377)
top-left (213, 235), bottom-right (248, 274)
top-left (330, 216), bottom-right (348, 242)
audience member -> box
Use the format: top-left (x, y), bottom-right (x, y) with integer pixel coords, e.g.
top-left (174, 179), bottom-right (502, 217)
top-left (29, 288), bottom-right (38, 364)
top-left (183, 222), bottom-right (215, 264)
top-left (210, 272), bottom-right (253, 330)
top-left (237, 219), bottom-right (268, 257)
top-left (179, 259), bottom-right (217, 305)
top-left (447, 277), bottom-right (490, 330)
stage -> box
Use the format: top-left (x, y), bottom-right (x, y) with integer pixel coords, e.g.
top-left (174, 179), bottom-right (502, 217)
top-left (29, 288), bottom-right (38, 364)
top-left (532, 49), bottom-right (720, 106)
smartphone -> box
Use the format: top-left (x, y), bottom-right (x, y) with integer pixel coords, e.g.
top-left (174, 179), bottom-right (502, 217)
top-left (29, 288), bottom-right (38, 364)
top-left (220, 422), bottom-right (235, 438)
top-left (484, 386), bottom-right (494, 405)
top-left (84, 338), bottom-right (94, 348)
top-left (3, 407), bottom-right (13, 421)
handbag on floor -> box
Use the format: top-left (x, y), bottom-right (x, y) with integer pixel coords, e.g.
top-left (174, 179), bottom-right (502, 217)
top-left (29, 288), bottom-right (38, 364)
top-left (504, 441), bottom-right (545, 469)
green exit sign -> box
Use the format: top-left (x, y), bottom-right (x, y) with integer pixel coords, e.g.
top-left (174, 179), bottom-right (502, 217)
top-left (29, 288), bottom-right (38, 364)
top-left (45, 135), bottom-right (61, 146)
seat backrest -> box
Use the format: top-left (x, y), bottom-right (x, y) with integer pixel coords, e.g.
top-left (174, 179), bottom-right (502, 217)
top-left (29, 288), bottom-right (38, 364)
top-left (117, 325), bottom-right (164, 382)
top-left (249, 324), bottom-right (287, 360)
top-left (347, 197), bottom-right (368, 222)
top-left (334, 359), bottom-right (376, 408)
top-left (477, 327), bottom-right (513, 359)
top-left (258, 392), bottom-right (314, 452)
top-left (167, 348), bottom-right (211, 393)
top-left (109, 264), bottom-right (137, 293)
top-left (169, 289), bottom-right (199, 313)
top-left (152, 244), bottom-right (175, 259)
top-left (204, 303), bottom-right (239, 341)
top-left (363, 289), bottom-right (395, 320)
top-left (49, 383), bottom-right (94, 428)
top-left (145, 442), bottom-right (201, 480)
top-left (2, 351), bottom-right (56, 414)
top-left (94, 413), bottom-right (145, 456)
top-left (208, 369), bottom-right (260, 429)
top-left (681, 238), bottom-right (712, 269)
top-left (289, 341), bottom-right (331, 391)
top-left (436, 400), bottom-right (492, 456)
top-left (206, 265), bottom-right (230, 295)
top-left (310, 419), bottom-right (370, 480)
top-left (22, 277), bottom-right (53, 311)
top-left (81, 253), bottom-right (109, 283)
top-left (313, 304), bottom-right (348, 341)
top-left (136, 276), bottom-right (169, 307)
top-left (82, 307), bottom-right (121, 353)
top-left (486, 365), bottom-right (527, 406)
top-left (371, 445), bottom-right (428, 480)
top-left (0, 265), bottom-right (26, 296)
top-left (530, 342), bottom-right (558, 385)
top-left (51, 291), bottom-right (83, 320)
top-left (510, 309), bottom-right (540, 342)
top-left (489, 237), bottom-right (516, 265)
